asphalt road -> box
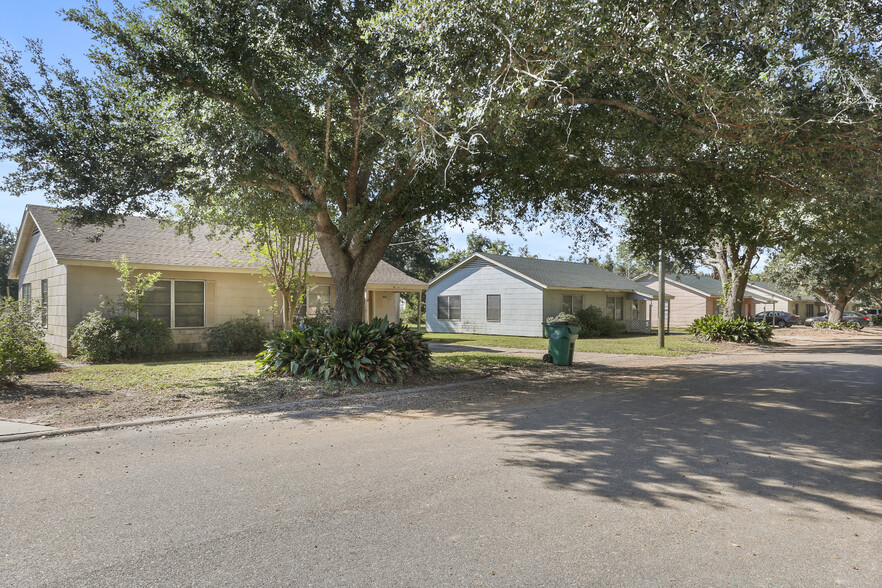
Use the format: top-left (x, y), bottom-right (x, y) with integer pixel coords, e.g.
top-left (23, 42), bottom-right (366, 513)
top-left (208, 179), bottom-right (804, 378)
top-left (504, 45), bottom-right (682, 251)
top-left (2, 337), bottom-right (881, 587)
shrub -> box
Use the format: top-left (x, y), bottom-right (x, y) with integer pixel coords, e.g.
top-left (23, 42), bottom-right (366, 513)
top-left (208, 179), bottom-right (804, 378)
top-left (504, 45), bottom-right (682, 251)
top-left (70, 311), bottom-right (172, 362)
top-left (686, 315), bottom-right (773, 343)
top-left (573, 306), bottom-right (624, 338)
top-left (813, 320), bottom-right (861, 331)
top-left (872, 315), bottom-right (882, 326)
top-left (257, 317), bottom-right (431, 384)
top-left (203, 315), bottom-right (270, 353)
top-left (300, 307), bottom-right (333, 330)
top-left (0, 298), bottom-right (57, 384)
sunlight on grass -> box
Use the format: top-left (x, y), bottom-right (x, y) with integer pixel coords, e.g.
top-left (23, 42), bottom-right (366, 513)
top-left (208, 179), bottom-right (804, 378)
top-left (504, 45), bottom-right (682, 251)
top-left (424, 332), bottom-right (719, 357)
top-left (53, 358), bottom-right (261, 394)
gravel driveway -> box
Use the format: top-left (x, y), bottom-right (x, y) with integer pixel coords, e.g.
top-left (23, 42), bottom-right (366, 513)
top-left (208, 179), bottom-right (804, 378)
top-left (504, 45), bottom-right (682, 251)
top-left (1, 334), bottom-right (880, 586)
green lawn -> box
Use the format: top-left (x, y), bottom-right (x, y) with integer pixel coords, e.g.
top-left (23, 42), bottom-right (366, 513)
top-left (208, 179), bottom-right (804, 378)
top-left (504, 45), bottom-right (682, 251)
top-left (423, 332), bottom-right (719, 357)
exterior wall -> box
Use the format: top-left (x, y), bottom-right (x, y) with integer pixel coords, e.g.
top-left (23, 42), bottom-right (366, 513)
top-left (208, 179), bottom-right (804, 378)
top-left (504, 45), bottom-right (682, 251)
top-left (369, 291), bottom-right (401, 322)
top-left (66, 265), bottom-right (279, 354)
top-left (640, 279), bottom-right (710, 327)
top-left (542, 289), bottom-right (649, 332)
top-left (426, 259), bottom-right (544, 336)
top-left (755, 299), bottom-right (794, 315)
top-left (17, 231), bottom-right (68, 355)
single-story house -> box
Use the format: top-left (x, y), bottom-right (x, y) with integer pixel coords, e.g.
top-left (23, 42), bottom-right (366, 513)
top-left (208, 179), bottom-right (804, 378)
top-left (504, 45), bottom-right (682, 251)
top-left (748, 281), bottom-right (824, 321)
top-left (635, 273), bottom-right (773, 327)
top-left (426, 253), bottom-right (668, 337)
top-left (749, 281), bottom-right (865, 319)
top-left (8, 205), bottom-right (426, 356)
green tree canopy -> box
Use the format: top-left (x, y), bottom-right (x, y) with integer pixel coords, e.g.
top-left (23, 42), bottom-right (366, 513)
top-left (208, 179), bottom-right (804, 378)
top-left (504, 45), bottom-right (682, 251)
top-left (2, 0), bottom-right (881, 327)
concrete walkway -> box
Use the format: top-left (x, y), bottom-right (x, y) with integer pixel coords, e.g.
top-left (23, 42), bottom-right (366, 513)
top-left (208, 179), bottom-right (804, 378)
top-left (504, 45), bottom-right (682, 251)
top-left (0, 420), bottom-right (56, 436)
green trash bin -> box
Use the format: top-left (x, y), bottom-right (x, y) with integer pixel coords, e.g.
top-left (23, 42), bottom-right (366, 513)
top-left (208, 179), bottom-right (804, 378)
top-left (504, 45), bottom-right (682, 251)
top-left (542, 322), bottom-right (580, 366)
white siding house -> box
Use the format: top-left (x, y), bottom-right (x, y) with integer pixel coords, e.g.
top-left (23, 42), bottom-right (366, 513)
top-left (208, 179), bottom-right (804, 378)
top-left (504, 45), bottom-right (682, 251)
top-left (426, 257), bottom-right (544, 336)
top-left (427, 254), bottom-right (666, 337)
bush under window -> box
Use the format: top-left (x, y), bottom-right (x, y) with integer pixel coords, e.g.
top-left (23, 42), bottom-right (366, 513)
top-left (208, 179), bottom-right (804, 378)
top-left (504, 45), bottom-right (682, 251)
top-left (70, 311), bottom-right (172, 362)
top-left (574, 306), bottom-right (625, 338)
top-left (203, 315), bottom-right (270, 353)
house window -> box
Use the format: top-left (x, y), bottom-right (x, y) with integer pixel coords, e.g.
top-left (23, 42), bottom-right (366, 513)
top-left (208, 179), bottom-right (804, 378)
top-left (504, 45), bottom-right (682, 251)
top-left (562, 295), bottom-right (583, 314)
top-left (295, 284), bottom-right (333, 317)
top-left (632, 300), bottom-right (639, 322)
top-left (437, 295), bottom-right (461, 320)
top-left (307, 285), bottom-right (332, 316)
top-left (605, 295), bottom-right (624, 321)
top-left (805, 303), bottom-right (814, 317)
top-left (486, 295), bottom-right (501, 322)
top-left (40, 279), bottom-right (48, 327)
top-left (20, 283), bottom-right (31, 301)
top-left (793, 303), bottom-right (799, 316)
top-left (142, 280), bottom-right (205, 328)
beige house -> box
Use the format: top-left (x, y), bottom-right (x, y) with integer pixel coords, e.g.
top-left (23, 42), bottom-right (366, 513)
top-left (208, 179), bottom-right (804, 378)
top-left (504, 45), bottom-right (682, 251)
top-left (636, 273), bottom-right (772, 328)
top-left (8, 206), bottom-right (426, 356)
top-left (749, 281), bottom-right (823, 322)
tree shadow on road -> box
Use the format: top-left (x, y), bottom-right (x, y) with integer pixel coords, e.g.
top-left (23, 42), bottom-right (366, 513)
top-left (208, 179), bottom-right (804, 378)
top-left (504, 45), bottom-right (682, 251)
top-left (464, 357), bottom-right (881, 518)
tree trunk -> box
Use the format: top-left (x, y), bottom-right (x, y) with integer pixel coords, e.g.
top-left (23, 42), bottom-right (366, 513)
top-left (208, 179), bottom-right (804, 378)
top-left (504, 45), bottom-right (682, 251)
top-left (707, 238), bottom-right (756, 320)
top-left (279, 287), bottom-right (294, 330)
top-left (314, 218), bottom-right (400, 328)
top-left (332, 273), bottom-right (370, 326)
top-left (828, 293), bottom-right (849, 323)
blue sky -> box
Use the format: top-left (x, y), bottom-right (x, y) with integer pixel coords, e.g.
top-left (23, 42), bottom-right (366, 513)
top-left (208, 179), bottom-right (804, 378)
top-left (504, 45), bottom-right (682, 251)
top-left (0, 0), bottom-right (615, 261)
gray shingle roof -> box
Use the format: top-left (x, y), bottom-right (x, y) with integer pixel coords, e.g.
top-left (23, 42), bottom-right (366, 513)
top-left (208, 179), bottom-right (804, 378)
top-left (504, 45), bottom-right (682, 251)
top-left (641, 273), bottom-right (774, 302)
top-left (25, 206), bottom-right (424, 288)
top-left (479, 253), bottom-right (660, 297)
top-left (664, 274), bottom-right (725, 297)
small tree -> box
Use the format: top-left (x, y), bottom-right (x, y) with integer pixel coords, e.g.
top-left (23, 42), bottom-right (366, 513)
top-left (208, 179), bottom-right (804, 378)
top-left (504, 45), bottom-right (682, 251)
top-left (247, 220), bottom-right (315, 331)
top-left (102, 255), bottom-right (162, 316)
top-left (0, 224), bottom-right (17, 299)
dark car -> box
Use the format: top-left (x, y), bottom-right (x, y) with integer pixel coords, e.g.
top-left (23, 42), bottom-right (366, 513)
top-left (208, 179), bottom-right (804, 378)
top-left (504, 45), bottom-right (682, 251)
top-left (754, 311), bottom-right (800, 327)
top-left (804, 312), bottom-right (870, 328)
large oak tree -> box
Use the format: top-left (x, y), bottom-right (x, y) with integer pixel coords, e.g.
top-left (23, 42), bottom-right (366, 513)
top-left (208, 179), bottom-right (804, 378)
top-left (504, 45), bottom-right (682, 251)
top-left (2, 0), bottom-right (880, 326)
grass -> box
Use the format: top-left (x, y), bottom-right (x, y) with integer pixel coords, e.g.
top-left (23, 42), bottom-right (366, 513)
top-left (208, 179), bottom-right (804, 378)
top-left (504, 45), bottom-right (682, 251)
top-left (48, 351), bottom-right (535, 397)
top-left (423, 331), bottom-right (720, 357)
top-left (431, 351), bottom-right (543, 370)
top-left (56, 357), bottom-right (262, 394)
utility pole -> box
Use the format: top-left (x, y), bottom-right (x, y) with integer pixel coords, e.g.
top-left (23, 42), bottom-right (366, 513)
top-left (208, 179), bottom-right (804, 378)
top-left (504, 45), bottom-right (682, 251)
top-left (658, 244), bottom-right (665, 348)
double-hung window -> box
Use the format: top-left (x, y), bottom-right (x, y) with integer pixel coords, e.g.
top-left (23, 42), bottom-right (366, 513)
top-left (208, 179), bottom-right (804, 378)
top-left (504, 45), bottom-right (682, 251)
top-left (142, 280), bottom-right (205, 328)
top-left (562, 294), bottom-right (583, 314)
top-left (437, 295), bottom-right (461, 320)
top-left (605, 295), bottom-right (624, 320)
top-left (486, 295), bottom-right (501, 322)
top-left (20, 283), bottom-right (31, 301)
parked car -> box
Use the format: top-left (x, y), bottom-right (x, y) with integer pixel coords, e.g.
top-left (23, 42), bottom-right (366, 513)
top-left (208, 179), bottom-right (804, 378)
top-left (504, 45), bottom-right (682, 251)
top-left (804, 312), bottom-right (870, 328)
top-left (754, 311), bottom-right (800, 327)
top-left (860, 308), bottom-right (882, 319)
